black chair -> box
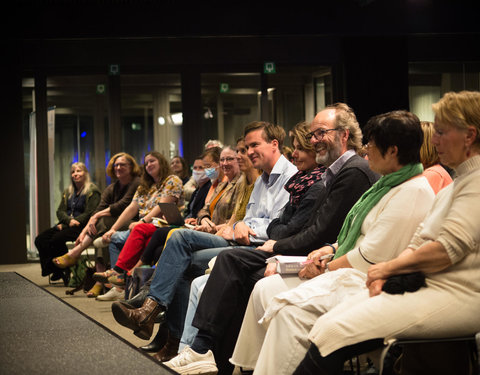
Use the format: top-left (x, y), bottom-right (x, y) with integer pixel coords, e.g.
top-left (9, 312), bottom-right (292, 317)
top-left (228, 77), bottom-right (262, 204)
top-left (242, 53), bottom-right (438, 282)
top-left (377, 334), bottom-right (480, 375)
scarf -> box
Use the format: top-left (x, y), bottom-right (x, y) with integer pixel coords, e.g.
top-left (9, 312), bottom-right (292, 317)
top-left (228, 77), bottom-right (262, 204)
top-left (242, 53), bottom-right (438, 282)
top-left (334, 163), bottom-right (424, 259)
top-left (284, 166), bottom-right (326, 206)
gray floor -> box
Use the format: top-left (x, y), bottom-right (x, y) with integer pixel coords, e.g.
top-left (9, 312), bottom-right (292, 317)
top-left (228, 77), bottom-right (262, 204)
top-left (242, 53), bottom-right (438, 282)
top-left (0, 267), bottom-right (176, 375)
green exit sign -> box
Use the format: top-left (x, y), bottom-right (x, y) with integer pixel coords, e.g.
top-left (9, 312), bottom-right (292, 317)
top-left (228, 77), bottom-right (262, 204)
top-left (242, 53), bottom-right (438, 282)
top-left (220, 83), bottom-right (229, 93)
top-left (264, 62), bottom-right (276, 74)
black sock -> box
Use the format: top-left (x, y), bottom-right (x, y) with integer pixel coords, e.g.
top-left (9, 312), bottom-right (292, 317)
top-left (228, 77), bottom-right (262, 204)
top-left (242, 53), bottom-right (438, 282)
top-left (191, 330), bottom-right (215, 354)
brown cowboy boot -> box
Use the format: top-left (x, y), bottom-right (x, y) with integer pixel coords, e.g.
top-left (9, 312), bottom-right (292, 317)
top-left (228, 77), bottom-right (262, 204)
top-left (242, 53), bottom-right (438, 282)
top-left (111, 297), bottom-right (164, 340)
top-left (153, 331), bottom-right (180, 362)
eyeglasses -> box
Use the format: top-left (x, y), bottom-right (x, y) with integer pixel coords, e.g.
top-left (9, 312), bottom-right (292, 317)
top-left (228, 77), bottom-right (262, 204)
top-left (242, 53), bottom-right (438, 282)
top-left (114, 162), bottom-right (128, 168)
top-left (307, 128), bottom-right (340, 141)
top-left (220, 157), bottom-right (236, 163)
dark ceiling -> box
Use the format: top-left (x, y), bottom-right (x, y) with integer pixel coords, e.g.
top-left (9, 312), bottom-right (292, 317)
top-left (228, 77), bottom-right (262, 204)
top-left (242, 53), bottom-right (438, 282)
top-left (8, 0), bottom-right (480, 40)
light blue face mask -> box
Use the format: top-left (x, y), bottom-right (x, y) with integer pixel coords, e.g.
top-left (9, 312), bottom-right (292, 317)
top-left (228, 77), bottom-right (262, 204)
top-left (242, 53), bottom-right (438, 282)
top-left (204, 167), bottom-right (219, 181)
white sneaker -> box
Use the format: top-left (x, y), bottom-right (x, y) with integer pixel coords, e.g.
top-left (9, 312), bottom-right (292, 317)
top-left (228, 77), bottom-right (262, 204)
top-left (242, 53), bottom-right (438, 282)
top-left (96, 287), bottom-right (124, 301)
top-left (93, 236), bottom-right (109, 248)
top-left (164, 346), bottom-right (218, 375)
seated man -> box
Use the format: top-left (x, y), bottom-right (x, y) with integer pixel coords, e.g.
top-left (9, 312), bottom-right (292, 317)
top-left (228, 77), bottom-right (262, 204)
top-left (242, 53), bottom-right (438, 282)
top-left (110, 121), bottom-right (298, 355)
top-left (229, 110), bottom-right (436, 375)
top-left (164, 103), bottom-right (380, 375)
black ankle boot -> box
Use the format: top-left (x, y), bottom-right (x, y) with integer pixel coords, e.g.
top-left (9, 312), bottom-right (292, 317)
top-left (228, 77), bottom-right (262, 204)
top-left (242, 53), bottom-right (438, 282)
top-left (120, 286), bottom-right (149, 308)
top-left (140, 324), bottom-right (169, 352)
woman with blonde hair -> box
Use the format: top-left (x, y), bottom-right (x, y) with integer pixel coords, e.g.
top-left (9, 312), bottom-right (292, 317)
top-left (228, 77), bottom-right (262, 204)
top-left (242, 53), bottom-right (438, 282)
top-left (36, 162), bottom-right (101, 284)
top-left (52, 152), bottom-right (142, 296)
top-left (420, 121), bottom-right (453, 193)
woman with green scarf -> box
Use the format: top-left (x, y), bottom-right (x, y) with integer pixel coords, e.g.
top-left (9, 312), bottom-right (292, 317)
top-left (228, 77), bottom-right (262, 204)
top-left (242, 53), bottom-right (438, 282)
top-left (229, 110), bottom-right (436, 375)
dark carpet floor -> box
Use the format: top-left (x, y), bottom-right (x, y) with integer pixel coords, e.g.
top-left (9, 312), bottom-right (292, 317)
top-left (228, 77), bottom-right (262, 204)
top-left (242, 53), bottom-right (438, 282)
top-left (0, 272), bottom-right (176, 375)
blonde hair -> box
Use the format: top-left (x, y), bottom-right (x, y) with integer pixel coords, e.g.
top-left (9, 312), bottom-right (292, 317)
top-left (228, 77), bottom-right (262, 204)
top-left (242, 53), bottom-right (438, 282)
top-left (432, 91), bottom-right (480, 150)
top-left (106, 152), bottom-right (142, 179)
top-left (420, 121), bottom-right (439, 169)
top-left (68, 162), bottom-right (92, 198)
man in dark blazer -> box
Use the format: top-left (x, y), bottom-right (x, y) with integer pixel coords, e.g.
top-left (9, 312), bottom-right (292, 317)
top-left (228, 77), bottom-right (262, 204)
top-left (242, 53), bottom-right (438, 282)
top-left (164, 103), bottom-right (380, 375)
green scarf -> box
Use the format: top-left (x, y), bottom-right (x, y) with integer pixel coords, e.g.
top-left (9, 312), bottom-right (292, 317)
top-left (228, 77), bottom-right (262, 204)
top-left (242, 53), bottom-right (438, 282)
top-left (333, 163), bottom-right (424, 259)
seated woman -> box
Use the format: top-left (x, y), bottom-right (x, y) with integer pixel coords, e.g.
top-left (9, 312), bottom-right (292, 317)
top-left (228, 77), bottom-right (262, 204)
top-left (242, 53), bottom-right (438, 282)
top-left (289, 91), bottom-right (480, 375)
top-left (56, 153), bottom-right (141, 297)
top-left (177, 121), bottom-right (326, 353)
top-left (36, 162), bottom-right (100, 285)
top-left (229, 110), bottom-right (436, 375)
top-left (420, 120), bottom-right (453, 193)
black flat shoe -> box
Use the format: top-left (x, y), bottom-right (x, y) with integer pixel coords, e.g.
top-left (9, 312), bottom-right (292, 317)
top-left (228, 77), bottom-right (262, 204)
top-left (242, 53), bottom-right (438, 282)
top-left (61, 270), bottom-right (71, 287)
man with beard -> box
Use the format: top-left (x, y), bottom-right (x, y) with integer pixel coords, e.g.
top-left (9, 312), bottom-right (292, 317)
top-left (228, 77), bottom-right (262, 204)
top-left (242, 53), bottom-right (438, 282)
top-left (164, 103), bottom-right (380, 375)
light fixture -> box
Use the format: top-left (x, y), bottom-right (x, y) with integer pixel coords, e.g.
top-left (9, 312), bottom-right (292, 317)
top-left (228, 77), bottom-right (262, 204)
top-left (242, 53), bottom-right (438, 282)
top-left (157, 116), bottom-right (165, 126)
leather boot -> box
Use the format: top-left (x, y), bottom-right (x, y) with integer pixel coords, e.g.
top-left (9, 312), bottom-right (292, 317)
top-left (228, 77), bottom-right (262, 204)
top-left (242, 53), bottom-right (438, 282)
top-left (140, 324), bottom-right (169, 352)
top-left (111, 297), bottom-right (164, 340)
top-left (153, 331), bottom-right (180, 362)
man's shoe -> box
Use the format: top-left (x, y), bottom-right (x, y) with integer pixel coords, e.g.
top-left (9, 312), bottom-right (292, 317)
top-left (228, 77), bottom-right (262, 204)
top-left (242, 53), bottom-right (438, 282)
top-left (111, 297), bottom-right (163, 340)
top-left (164, 346), bottom-right (218, 375)
top-left (121, 286), bottom-right (149, 308)
top-left (153, 332), bottom-right (180, 362)
top-left (96, 287), bottom-right (124, 301)
top-left (140, 324), bottom-right (169, 352)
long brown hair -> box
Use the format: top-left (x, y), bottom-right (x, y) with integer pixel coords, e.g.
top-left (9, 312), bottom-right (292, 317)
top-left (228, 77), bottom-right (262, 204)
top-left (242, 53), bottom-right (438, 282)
top-left (137, 151), bottom-right (172, 195)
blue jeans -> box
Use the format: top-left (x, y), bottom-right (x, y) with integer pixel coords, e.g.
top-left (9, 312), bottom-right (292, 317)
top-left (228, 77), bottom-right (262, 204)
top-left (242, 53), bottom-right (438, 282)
top-left (179, 274), bottom-right (209, 351)
top-left (147, 229), bottom-right (252, 338)
top-left (109, 229), bottom-right (130, 267)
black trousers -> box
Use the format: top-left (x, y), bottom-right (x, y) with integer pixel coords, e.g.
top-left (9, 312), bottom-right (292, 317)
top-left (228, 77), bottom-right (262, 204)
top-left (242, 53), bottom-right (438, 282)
top-left (192, 247), bottom-right (271, 375)
top-left (35, 225), bottom-right (83, 276)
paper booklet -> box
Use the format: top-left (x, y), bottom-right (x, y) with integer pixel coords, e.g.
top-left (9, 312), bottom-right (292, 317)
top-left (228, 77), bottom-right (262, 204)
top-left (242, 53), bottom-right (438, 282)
top-left (266, 255), bottom-right (309, 274)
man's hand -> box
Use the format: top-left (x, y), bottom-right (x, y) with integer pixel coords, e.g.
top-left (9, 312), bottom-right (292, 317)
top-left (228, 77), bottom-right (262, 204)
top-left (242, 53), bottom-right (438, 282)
top-left (264, 262), bottom-right (278, 277)
top-left (256, 240), bottom-right (276, 253)
top-left (216, 225), bottom-right (234, 240)
top-left (184, 218), bottom-right (197, 226)
top-left (233, 221), bottom-right (256, 245)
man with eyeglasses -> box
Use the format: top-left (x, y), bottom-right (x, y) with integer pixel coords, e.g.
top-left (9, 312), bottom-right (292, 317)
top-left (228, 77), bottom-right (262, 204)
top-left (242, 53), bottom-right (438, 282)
top-left (163, 103), bottom-right (379, 375)
top-left (110, 121), bottom-right (298, 360)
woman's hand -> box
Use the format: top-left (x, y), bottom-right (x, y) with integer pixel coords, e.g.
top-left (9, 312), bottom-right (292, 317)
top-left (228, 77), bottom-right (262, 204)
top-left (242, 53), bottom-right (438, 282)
top-left (196, 218), bottom-right (217, 234)
top-left (256, 240), bottom-right (276, 253)
top-left (368, 279), bottom-right (386, 297)
top-left (184, 218), bottom-right (197, 226)
top-left (86, 216), bottom-right (98, 236)
top-left (69, 219), bottom-right (80, 227)
top-left (75, 231), bottom-right (86, 246)
top-left (102, 229), bottom-right (116, 243)
top-left (128, 221), bottom-right (141, 230)
top-left (366, 262), bottom-right (391, 287)
top-left (264, 262), bottom-right (278, 277)
top-left (298, 261), bottom-right (323, 279)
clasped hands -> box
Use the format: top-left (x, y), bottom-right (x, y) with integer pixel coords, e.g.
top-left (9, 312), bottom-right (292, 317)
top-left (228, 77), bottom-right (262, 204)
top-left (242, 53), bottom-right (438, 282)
top-left (298, 246), bottom-right (333, 279)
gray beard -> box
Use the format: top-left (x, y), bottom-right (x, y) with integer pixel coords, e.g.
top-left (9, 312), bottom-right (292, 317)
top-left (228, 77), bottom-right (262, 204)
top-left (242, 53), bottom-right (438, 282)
top-left (315, 144), bottom-right (343, 167)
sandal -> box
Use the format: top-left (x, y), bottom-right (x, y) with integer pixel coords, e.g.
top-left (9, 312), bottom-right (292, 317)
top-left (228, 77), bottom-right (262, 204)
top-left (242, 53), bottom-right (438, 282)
top-left (92, 269), bottom-right (115, 283)
top-left (108, 272), bottom-right (126, 286)
top-left (52, 253), bottom-right (78, 269)
top-left (86, 282), bottom-right (103, 298)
